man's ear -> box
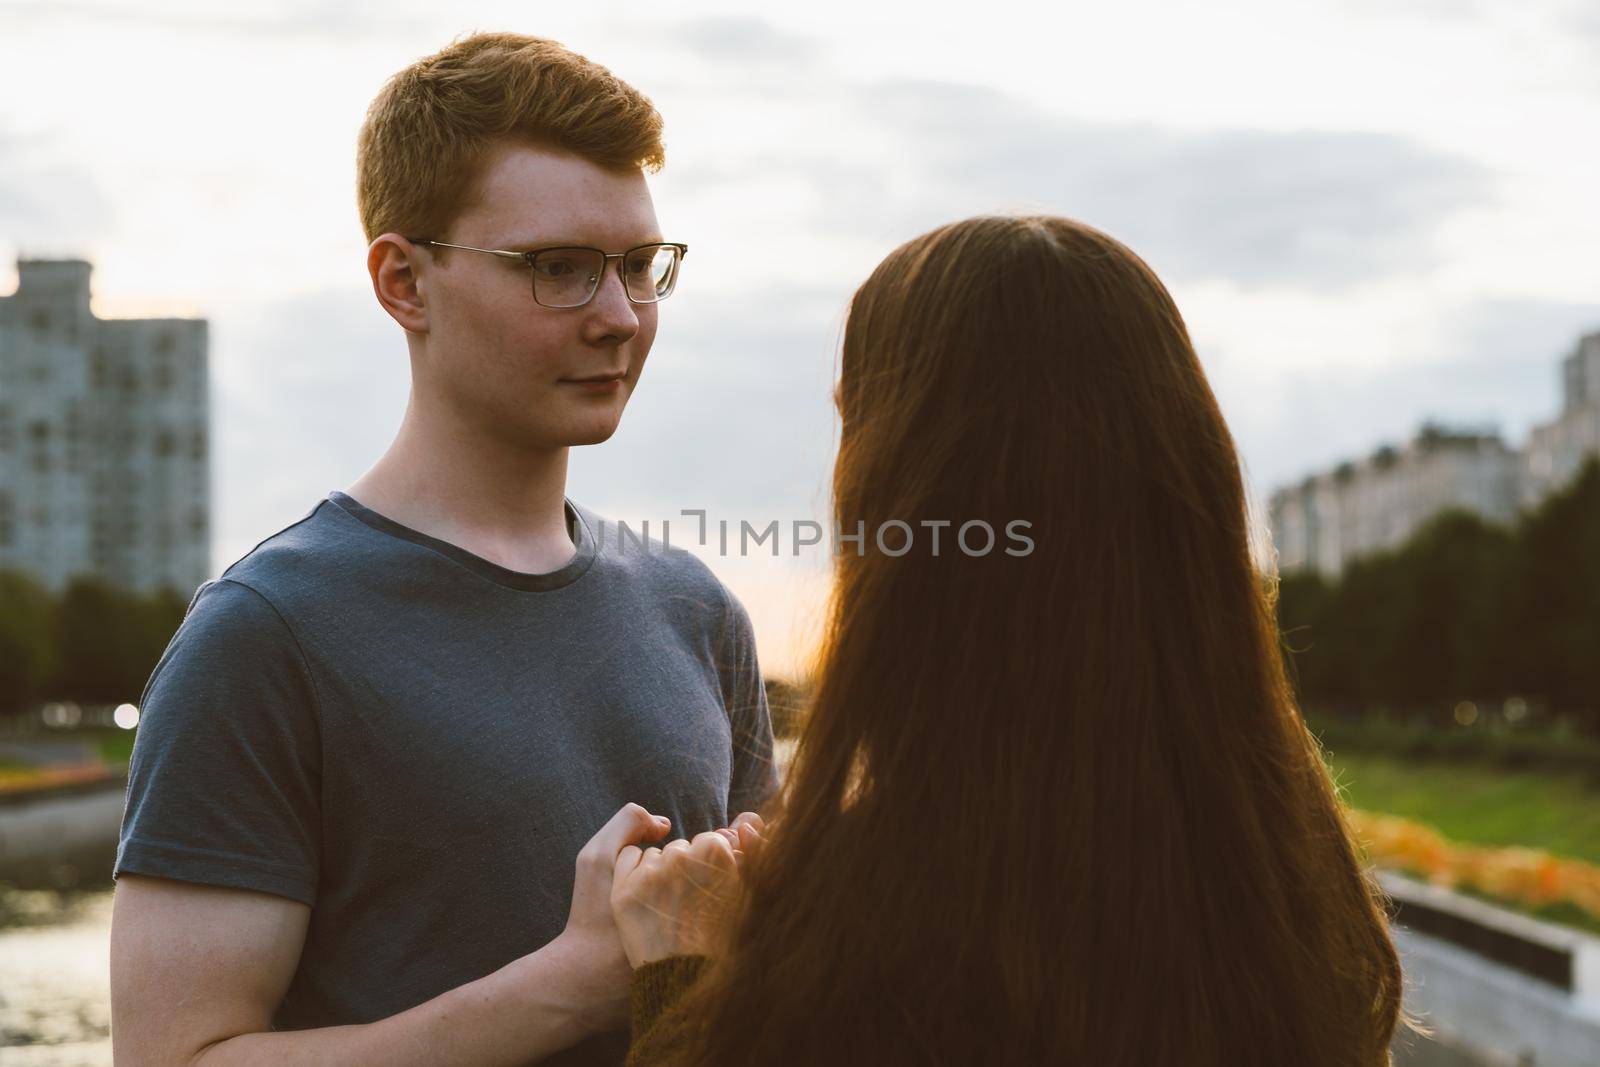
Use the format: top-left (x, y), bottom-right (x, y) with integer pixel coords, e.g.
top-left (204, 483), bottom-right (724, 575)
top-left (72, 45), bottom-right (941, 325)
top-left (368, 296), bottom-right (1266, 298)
top-left (368, 234), bottom-right (429, 334)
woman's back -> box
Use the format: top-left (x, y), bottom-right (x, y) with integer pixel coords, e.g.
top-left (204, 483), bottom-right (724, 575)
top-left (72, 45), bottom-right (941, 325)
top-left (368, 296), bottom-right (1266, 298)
top-left (639, 215), bottom-right (1403, 1067)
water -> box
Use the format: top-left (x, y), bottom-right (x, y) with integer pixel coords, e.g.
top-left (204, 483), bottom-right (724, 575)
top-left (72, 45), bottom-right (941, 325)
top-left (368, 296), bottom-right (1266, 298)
top-left (0, 887), bottom-right (113, 1066)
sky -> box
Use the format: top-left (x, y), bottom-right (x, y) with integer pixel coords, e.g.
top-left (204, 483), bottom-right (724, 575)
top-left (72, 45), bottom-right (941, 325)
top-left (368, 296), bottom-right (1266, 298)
top-left (2, 0), bottom-right (1598, 675)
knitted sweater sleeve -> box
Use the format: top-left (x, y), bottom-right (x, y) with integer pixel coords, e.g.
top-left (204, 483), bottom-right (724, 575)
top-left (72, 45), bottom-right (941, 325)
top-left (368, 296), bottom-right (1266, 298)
top-left (626, 954), bottom-right (711, 1065)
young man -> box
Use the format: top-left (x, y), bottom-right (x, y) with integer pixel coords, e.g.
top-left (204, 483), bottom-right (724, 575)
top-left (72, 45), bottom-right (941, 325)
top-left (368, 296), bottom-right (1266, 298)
top-left (109, 33), bottom-right (778, 1066)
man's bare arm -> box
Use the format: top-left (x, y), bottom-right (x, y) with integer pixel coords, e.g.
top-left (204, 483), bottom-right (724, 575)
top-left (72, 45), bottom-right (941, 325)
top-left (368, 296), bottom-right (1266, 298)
top-left (110, 805), bottom-right (669, 1064)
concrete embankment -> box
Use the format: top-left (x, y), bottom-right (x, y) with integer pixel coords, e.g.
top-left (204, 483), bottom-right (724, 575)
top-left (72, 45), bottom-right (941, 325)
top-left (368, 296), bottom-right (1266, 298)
top-left (1384, 871), bottom-right (1600, 1067)
top-left (0, 776), bottom-right (126, 889)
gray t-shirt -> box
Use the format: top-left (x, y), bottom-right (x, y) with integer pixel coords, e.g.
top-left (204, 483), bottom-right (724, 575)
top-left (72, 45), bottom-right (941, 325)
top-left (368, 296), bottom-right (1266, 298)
top-left (115, 491), bottom-right (779, 1065)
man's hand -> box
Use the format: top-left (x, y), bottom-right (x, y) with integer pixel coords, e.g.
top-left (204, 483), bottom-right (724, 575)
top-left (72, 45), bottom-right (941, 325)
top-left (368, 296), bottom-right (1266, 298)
top-left (546, 803), bottom-right (676, 1035)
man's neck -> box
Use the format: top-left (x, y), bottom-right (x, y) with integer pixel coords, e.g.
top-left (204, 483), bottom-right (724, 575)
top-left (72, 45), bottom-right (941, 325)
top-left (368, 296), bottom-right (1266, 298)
top-left (345, 396), bottom-right (578, 575)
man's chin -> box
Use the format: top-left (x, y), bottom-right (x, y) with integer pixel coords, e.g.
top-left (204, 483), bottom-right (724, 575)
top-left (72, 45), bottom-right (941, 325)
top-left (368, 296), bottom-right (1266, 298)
top-left (561, 418), bottom-right (623, 447)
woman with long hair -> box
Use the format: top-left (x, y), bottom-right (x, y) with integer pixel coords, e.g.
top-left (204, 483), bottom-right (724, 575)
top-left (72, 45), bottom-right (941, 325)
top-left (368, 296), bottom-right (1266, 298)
top-left (598, 215), bottom-right (1406, 1066)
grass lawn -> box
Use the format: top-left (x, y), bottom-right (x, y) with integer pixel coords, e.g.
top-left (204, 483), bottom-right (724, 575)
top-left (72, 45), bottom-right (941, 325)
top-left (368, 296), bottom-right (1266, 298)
top-left (1327, 752), bottom-right (1600, 867)
top-left (94, 728), bottom-right (136, 767)
top-left (0, 727), bottom-right (136, 780)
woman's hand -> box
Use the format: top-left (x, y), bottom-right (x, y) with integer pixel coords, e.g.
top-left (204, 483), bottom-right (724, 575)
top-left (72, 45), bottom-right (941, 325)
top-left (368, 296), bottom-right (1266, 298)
top-left (611, 811), bottom-right (766, 969)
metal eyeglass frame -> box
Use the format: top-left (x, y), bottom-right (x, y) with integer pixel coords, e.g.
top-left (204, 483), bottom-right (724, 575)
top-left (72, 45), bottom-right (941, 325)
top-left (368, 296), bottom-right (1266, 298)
top-left (405, 237), bottom-right (688, 308)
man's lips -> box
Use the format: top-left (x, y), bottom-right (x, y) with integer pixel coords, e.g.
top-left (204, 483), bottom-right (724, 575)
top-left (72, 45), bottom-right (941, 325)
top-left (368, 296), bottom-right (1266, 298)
top-left (563, 372), bottom-right (626, 383)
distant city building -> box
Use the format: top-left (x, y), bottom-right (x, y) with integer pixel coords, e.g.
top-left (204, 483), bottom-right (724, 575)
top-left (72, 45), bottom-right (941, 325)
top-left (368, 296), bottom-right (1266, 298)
top-left (1269, 329), bottom-right (1600, 577)
top-left (1270, 427), bottom-right (1521, 576)
top-left (0, 258), bottom-right (210, 596)
top-left (1524, 331), bottom-right (1600, 507)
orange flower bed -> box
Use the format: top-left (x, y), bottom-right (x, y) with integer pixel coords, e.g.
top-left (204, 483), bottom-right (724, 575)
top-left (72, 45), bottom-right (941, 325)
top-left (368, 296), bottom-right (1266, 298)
top-left (1350, 809), bottom-right (1600, 921)
top-left (0, 763), bottom-right (119, 796)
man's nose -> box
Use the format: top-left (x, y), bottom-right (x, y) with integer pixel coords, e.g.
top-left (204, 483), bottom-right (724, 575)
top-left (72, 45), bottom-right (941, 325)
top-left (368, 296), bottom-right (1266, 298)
top-left (585, 259), bottom-right (640, 340)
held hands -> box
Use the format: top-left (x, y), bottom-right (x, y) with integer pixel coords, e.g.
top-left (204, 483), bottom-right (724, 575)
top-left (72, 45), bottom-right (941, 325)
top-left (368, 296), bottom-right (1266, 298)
top-left (611, 810), bottom-right (766, 969)
top-left (553, 804), bottom-right (763, 1037)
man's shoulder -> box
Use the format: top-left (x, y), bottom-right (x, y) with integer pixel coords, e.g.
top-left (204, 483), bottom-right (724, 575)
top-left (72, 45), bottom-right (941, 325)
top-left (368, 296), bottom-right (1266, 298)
top-left (165, 499), bottom-right (350, 652)
top-left (217, 496), bottom-right (372, 604)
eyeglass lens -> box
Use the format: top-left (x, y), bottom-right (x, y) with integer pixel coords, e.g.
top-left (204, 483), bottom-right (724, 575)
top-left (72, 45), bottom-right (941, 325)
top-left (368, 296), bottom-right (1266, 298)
top-left (531, 245), bottom-right (681, 308)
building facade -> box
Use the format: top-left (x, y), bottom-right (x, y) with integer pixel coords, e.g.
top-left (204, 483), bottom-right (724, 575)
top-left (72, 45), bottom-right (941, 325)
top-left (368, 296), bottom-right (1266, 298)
top-left (1270, 330), bottom-right (1599, 577)
top-left (1524, 331), bottom-right (1600, 508)
top-left (1269, 428), bottom-right (1522, 577)
top-left (0, 258), bottom-right (210, 597)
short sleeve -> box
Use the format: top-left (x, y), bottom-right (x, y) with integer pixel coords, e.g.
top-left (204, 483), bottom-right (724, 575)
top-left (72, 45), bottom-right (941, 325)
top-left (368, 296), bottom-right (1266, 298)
top-left (716, 585), bottom-right (780, 817)
top-left (115, 577), bottom-right (323, 905)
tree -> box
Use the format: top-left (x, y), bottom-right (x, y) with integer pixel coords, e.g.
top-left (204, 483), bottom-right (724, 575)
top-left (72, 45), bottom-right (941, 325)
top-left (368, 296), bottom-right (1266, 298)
top-left (1276, 455), bottom-right (1600, 736)
top-left (0, 568), bottom-right (58, 716)
top-left (1511, 457), bottom-right (1600, 731)
top-left (51, 578), bottom-right (186, 704)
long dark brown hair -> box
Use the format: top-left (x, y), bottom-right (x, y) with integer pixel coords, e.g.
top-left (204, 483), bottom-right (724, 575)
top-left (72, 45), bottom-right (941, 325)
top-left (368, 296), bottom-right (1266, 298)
top-left (657, 215), bottom-right (1404, 1065)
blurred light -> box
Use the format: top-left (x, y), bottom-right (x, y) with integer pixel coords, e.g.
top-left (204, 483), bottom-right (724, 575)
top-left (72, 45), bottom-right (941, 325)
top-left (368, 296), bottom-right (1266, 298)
top-left (1453, 701), bottom-right (1478, 726)
top-left (41, 702), bottom-right (83, 728)
top-left (114, 703), bottom-right (141, 730)
top-left (1503, 696), bottom-right (1528, 723)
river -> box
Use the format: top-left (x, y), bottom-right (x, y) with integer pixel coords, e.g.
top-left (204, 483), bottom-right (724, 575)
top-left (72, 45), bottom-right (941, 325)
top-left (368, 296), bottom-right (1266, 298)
top-left (0, 886), bottom-right (113, 1065)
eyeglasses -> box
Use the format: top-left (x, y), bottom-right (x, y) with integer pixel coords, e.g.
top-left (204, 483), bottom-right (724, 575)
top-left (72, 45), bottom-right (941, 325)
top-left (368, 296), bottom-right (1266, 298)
top-left (406, 238), bottom-right (687, 309)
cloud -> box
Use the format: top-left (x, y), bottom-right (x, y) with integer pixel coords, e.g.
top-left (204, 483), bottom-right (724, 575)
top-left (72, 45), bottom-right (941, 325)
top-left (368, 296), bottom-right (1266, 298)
top-left (0, 130), bottom-right (115, 254)
top-left (1216, 297), bottom-right (1600, 497)
top-left (569, 287), bottom-right (841, 523)
top-left (0, 0), bottom-right (441, 40)
top-left (750, 78), bottom-right (1498, 290)
top-left (1332, 0), bottom-right (1494, 19)
top-left (212, 287), bottom-right (409, 569)
top-left (651, 15), bottom-right (821, 68)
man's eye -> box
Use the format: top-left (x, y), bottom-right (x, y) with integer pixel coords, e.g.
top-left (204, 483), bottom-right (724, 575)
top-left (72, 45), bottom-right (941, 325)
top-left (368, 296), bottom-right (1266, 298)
top-left (625, 257), bottom-right (653, 275)
top-left (536, 259), bottom-right (577, 278)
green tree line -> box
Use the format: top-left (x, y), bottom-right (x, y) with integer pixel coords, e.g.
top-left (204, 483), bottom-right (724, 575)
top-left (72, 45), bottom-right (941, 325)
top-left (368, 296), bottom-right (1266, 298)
top-left (0, 574), bottom-right (187, 715)
top-left (1278, 456), bottom-right (1600, 736)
